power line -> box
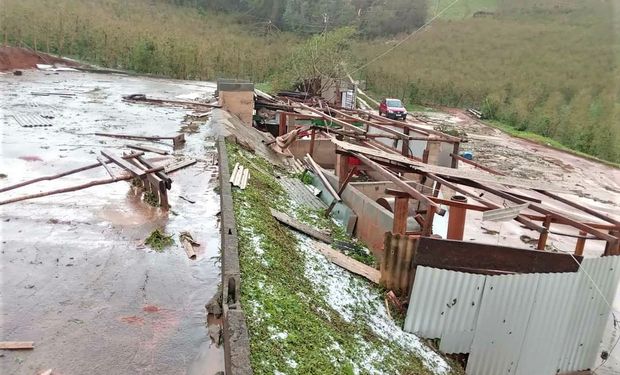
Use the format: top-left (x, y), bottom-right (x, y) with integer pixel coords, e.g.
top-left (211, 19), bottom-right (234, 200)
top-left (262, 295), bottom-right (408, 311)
top-left (350, 0), bottom-right (462, 75)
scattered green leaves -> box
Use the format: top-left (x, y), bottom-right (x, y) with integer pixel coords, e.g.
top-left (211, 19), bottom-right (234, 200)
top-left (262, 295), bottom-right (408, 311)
top-left (144, 229), bottom-right (174, 251)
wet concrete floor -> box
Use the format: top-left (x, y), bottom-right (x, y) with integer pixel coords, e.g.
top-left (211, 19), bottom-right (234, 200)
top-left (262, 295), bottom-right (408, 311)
top-left (0, 70), bottom-right (223, 375)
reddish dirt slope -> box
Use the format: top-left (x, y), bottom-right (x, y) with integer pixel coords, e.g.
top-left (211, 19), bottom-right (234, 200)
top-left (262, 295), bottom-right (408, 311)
top-left (0, 46), bottom-right (79, 71)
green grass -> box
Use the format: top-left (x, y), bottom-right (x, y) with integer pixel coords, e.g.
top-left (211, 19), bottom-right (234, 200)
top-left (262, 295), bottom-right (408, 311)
top-left (227, 141), bottom-right (457, 375)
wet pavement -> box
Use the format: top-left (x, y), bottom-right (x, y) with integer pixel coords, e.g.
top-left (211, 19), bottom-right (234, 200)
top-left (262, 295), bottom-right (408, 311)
top-left (0, 70), bottom-right (223, 375)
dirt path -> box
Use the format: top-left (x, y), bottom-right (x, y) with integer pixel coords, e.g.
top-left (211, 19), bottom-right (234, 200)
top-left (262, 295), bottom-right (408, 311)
top-left (0, 70), bottom-right (222, 375)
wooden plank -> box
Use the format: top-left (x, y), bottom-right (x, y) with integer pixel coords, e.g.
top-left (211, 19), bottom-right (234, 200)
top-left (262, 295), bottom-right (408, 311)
top-left (414, 237), bottom-right (582, 274)
top-left (96, 156), bottom-right (115, 178)
top-left (314, 241), bottom-right (380, 283)
top-left (0, 341), bottom-right (34, 350)
top-left (100, 150), bottom-right (146, 177)
top-left (181, 237), bottom-right (197, 260)
top-left (305, 154), bottom-right (341, 202)
top-left (164, 159), bottom-right (197, 173)
top-left (135, 155), bottom-right (172, 189)
top-left (127, 144), bottom-right (169, 155)
top-left (270, 208), bottom-right (332, 243)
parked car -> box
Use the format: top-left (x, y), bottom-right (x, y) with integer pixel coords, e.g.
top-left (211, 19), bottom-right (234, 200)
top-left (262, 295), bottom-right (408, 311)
top-left (379, 98), bottom-right (407, 120)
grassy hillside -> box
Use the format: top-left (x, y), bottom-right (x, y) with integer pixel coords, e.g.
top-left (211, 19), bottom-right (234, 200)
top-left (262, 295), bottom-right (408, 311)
top-left (0, 0), bottom-right (298, 80)
top-left (356, 1), bottom-right (620, 162)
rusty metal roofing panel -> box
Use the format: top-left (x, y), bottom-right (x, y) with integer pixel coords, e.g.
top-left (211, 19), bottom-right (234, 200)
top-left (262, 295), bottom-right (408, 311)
top-left (557, 255), bottom-right (620, 373)
top-left (466, 273), bottom-right (540, 375)
top-left (404, 266), bottom-right (486, 354)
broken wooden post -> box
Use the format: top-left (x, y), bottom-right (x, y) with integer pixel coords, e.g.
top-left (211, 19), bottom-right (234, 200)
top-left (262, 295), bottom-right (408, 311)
top-left (278, 112), bottom-right (287, 136)
top-left (335, 153), bottom-right (350, 184)
top-left (393, 196), bottom-right (409, 235)
top-left (537, 215), bottom-right (553, 250)
top-left (446, 195), bottom-right (467, 241)
top-left (421, 205), bottom-right (436, 237)
top-left (172, 134), bottom-right (185, 148)
top-left (574, 230), bottom-right (587, 256)
top-left (309, 127), bottom-right (316, 157)
top-left (180, 232), bottom-right (198, 260)
top-left (401, 127), bottom-right (410, 157)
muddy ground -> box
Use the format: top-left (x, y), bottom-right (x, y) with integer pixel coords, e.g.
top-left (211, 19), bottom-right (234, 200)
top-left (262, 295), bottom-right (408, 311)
top-left (0, 70), bottom-right (223, 375)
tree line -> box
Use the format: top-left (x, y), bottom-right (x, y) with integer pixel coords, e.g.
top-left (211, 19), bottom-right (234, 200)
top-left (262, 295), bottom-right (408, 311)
top-left (165, 0), bottom-right (427, 37)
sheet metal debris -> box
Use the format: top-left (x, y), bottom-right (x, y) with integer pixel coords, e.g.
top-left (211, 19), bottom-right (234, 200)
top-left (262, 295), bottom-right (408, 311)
top-left (229, 163), bottom-right (250, 189)
top-left (482, 203), bottom-right (529, 222)
top-left (9, 113), bottom-right (53, 127)
top-left (405, 255), bottom-right (620, 375)
top-left (279, 177), bottom-right (326, 210)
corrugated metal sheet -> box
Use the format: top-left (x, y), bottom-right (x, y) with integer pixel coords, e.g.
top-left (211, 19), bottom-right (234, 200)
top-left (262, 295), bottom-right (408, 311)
top-left (557, 255), bottom-right (620, 372)
top-left (279, 177), bottom-right (326, 210)
top-left (516, 272), bottom-right (578, 375)
top-left (405, 256), bottom-right (620, 375)
top-left (229, 163), bottom-right (249, 189)
top-left (8, 113), bottom-right (53, 127)
top-left (404, 266), bottom-right (486, 353)
top-left (481, 203), bottom-right (529, 222)
top-left (466, 273), bottom-right (540, 375)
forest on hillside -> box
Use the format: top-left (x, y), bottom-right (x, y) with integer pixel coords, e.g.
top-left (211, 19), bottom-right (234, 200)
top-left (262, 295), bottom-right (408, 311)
top-left (1, 0), bottom-right (619, 163)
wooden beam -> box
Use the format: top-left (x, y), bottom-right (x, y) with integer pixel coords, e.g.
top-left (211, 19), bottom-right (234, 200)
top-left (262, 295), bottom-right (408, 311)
top-left (0, 341), bottom-right (34, 350)
top-left (270, 208), bottom-right (332, 243)
top-left (353, 152), bottom-right (446, 216)
top-left (127, 144), bottom-right (169, 155)
top-left (100, 150), bottom-right (147, 177)
top-left (298, 103), bottom-right (366, 134)
top-left (415, 237), bottom-right (582, 274)
top-left (451, 153), bottom-right (505, 175)
top-left (314, 241), bottom-right (380, 283)
top-left (535, 190), bottom-right (620, 227)
top-left (537, 215), bottom-right (552, 250)
top-left (0, 152), bottom-right (143, 193)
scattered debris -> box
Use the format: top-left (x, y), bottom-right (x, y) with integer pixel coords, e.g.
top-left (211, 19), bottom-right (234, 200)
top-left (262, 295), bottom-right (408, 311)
top-left (179, 231), bottom-right (199, 260)
top-left (123, 94), bottom-right (221, 109)
top-left (95, 132), bottom-right (185, 148)
top-left (0, 341), bottom-right (34, 350)
top-left (270, 208), bottom-right (332, 243)
top-left (229, 163), bottom-right (250, 189)
top-left (179, 196), bottom-right (196, 204)
top-left (144, 229), bottom-right (174, 252)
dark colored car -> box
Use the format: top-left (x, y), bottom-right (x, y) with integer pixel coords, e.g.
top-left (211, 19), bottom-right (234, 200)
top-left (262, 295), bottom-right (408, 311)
top-left (379, 98), bottom-right (407, 120)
